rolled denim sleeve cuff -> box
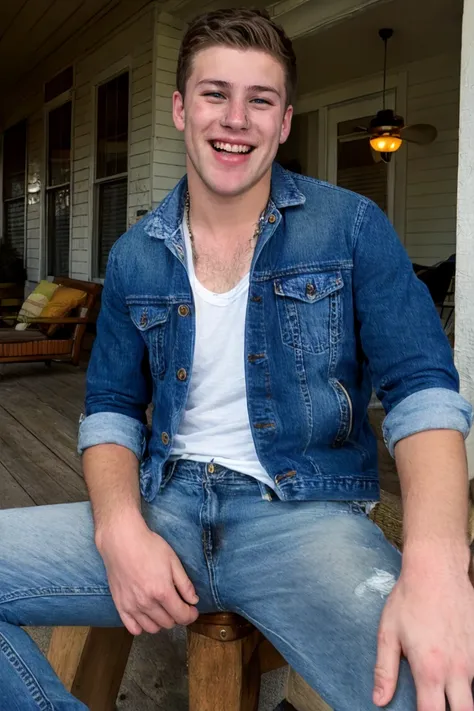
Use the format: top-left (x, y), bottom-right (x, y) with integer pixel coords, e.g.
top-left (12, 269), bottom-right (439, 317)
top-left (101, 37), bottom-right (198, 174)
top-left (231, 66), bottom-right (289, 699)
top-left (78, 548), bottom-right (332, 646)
top-left (382, 387), bottom-right (473, 457)
top-left (77, 412), bottom-right (147, 461)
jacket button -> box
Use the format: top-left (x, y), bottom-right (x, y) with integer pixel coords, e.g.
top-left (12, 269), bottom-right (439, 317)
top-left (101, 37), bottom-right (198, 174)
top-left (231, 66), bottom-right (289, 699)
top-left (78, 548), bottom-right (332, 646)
top-left (306, 283), bottom-right (316, 297)
top-left (140, 312), bottom-right (148, 327)
top-left (268, 214), bottom-right (276, 224)
top-left (177, 368), bottom-right (187, 381)
top-left (178, 304), bottom-right (190, 317)
top-left (161, 432), bottom-right (170, 445)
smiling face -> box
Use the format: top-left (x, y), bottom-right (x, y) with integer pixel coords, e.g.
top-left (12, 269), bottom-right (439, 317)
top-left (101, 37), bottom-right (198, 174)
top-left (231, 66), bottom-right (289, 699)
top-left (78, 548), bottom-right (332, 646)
top-left (172, 46), bottom-right (293, 199)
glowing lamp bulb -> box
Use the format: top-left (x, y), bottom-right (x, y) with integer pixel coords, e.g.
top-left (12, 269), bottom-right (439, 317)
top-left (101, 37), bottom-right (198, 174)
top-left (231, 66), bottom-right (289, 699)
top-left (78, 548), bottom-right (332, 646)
top-left (370, 135), bottom-right (402, 153)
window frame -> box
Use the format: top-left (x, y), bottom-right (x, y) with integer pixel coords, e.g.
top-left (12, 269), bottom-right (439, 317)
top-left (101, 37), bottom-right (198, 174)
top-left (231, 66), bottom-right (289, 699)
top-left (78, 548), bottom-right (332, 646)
top-left (44, 92), bottom-right (73, 278)
top-left (93, 66), bottom-right (131, 280)
top-left (2, 120), bottom-right (27, 262)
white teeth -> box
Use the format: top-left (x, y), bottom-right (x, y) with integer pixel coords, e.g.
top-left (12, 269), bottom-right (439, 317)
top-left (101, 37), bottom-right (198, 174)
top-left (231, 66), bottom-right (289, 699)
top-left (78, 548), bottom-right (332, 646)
top-left (212, 141), bottom-right (252, 154)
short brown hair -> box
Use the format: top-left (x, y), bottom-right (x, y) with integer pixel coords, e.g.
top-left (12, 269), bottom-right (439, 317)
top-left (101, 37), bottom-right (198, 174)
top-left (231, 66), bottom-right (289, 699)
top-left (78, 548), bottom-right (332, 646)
top-left (176, 8), bottom-right (297, 106)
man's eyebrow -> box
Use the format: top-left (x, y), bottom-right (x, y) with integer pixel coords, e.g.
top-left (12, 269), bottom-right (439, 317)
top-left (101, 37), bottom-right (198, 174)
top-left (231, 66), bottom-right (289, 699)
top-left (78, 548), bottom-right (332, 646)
top-left (197, 79), bottom-right (281, 96)
top-left (249, 84), bottom-right (281, 96)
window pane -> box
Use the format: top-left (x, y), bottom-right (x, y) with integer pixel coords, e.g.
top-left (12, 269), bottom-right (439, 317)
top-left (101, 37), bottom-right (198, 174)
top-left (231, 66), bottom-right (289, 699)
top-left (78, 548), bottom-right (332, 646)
top-left (4, 198), bottom-right (25, 259)
top-left (97, 72), bottom-right (129, 179)
top-left (47, 187), bottom-right (70, 276)
top-left (98, 177), bottom-right (127, 277)
top-left (337, 120), bottom-right (388, 213)
top-left (48, 102), bottom-right (72, 187)
top-left (3, 121), bottom-right (26, 200)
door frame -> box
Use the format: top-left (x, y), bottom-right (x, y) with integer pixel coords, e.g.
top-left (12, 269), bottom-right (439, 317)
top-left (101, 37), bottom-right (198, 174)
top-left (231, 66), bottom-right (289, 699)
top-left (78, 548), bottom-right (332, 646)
top-left (295, 71), bottom-right (408, 243)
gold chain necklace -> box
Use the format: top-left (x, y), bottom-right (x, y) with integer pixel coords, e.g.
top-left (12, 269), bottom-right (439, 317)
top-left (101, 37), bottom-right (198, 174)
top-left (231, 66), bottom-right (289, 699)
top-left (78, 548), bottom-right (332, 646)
top-left (184, 191), bottom-right (267, 263)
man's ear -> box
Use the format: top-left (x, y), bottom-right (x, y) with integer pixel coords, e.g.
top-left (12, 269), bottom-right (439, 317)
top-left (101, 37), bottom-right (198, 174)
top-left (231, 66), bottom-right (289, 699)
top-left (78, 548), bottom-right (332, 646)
top-left (173, 91), bottom-right (185, 132)
top-left (280, 104), bottom-right (294, 145)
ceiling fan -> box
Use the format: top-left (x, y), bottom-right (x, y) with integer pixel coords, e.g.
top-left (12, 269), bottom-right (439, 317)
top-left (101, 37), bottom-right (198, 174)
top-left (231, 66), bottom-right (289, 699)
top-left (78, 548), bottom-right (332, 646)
top-left (356, 28), bottom-right (438, 163)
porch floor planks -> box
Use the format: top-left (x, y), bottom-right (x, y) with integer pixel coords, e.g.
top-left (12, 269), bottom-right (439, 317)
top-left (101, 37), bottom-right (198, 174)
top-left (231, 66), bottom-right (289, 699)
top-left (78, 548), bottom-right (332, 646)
top-left (0, 459), bottom-right (36, 509)
top-left (0, 382), bottom-right (83, 477)
top-left (16, 377), bottom-right (82, 426)
top-left (0, 363), bottom-right (87, 508)
top-left (0, 427), bottom-right (84, 505)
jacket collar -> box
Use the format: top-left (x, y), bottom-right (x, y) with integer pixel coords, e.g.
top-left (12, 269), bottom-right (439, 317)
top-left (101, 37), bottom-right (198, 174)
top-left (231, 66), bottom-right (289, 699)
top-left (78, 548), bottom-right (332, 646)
top-left (143, 162), bottom-right (306, 241)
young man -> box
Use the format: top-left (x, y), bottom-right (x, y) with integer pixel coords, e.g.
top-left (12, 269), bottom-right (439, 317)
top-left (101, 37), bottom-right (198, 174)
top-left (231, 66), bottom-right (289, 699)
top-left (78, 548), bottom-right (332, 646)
top-left (1, 8), bottom-right (474, 710)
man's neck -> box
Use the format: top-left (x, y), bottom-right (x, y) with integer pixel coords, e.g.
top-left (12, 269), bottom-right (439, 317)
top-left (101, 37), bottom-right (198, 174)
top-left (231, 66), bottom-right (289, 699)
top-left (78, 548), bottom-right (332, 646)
top-left (186, 167), bottom-right (271, 243)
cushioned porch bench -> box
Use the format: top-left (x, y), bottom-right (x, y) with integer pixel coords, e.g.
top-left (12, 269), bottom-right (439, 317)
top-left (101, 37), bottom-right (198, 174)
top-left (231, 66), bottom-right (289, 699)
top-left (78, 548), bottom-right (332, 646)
top-left (0, 278), bottom-right (101, 367)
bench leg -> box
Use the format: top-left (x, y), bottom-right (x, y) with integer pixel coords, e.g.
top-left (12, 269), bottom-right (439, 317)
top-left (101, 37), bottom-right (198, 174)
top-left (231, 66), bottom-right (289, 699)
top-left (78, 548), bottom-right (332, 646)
top-left (47, 626), bottom-right (133, 711)
top-left (187, 625), bottom-right (262, 711)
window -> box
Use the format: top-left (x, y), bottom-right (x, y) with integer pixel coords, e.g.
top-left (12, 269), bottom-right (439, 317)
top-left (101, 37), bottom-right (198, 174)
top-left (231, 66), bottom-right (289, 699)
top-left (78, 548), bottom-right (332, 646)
top-left (95, 71), bottom-right (129, 277)
top-left (336, 115), bottom-right (388, 213)
top-left (3, 121), bottom-right (27, 260)
top-left (46, 101), bottom-right (72, 276)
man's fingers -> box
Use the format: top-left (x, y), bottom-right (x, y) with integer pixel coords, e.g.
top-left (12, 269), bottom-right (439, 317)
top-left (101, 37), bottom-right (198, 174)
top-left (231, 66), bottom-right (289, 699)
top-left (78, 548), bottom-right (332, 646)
top-left (414, 685), bottom-right (446, 711)
top-left (410, 654), bottom-right (448, 711)
top-left (133, 612), bottom-right (162, 635)
top-left (137, 603), bottom-right (176, 631)
top-left (445, 676), bottom-right (474, 711)
top-left (373, 623), bottom-right (401, 707)
top-left (121, 611), bottom-right (143, 636)
top-left (171, 555), bottom-right (199, 605)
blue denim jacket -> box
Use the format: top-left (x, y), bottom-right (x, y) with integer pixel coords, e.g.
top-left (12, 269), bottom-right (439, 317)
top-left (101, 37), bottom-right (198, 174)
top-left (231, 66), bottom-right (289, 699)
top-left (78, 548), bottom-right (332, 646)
top-left (78, 164), bottom-right (472, 502)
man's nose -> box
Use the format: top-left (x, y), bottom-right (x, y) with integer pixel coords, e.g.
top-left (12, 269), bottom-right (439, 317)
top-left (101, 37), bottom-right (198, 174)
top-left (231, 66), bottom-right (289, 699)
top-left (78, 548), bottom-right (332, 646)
top-left (221, 99), bottom-right (249, 131)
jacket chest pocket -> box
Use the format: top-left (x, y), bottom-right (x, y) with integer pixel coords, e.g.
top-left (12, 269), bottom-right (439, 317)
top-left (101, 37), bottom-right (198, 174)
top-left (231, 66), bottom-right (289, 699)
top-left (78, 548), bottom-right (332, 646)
top-left (129, 303), bottom-right (170, 379)
top-left (274, 271), bottom-right (343, 354)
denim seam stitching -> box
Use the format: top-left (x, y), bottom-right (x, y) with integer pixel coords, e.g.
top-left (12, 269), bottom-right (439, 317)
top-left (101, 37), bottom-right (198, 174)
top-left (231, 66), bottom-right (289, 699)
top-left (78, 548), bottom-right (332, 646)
top-left (0, 633), bottom-right (54, 711)
top-left (0, 586), bottom-right (111, 605)
top-left (351, 193), bottom-right (370, 252)
top-left (200, 481), bottom-right (225, 612)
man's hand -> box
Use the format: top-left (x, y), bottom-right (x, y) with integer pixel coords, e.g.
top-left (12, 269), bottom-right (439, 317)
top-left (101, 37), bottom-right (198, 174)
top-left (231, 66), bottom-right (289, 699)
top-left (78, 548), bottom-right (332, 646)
top-left (96, 513), bottom-right (200, 635)
top-left (373, 553), bottom-right (474, 710)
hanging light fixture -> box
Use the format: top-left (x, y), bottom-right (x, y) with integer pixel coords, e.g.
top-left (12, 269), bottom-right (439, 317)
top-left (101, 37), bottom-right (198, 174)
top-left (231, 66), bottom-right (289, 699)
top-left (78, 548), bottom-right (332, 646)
top-left (369, 29), bottom-right (403, 160)
top-left (354, 29), bottom-right (437, 164)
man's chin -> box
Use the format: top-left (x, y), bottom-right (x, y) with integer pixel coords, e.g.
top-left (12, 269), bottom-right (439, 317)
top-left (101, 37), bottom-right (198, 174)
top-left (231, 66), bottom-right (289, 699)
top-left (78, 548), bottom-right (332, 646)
top-left (204, 167), bottom-right (271, 199)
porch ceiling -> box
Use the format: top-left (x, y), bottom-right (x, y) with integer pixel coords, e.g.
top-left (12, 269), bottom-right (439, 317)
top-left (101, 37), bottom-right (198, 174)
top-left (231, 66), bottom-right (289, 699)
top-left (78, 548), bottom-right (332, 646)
top-left (0, 0), bottom-right (156, 98)
top-left (0, 0), bottom-right (462, 106)
top-left (293, 0), bottom-right (463, 96)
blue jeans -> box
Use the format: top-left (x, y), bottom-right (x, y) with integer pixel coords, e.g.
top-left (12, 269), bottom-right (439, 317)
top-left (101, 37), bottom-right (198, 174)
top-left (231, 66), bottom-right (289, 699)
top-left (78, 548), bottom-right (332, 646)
top-left (0, 461), bottom-right (417, 710)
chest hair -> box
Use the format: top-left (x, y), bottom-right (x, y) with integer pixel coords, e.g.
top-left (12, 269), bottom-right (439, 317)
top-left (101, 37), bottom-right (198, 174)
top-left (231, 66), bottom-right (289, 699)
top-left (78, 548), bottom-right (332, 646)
top-left (192, 237), bottom-right (255, 293)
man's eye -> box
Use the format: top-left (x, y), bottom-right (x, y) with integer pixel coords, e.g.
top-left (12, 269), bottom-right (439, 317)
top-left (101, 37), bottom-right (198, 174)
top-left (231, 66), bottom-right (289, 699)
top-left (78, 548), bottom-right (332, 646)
top-left (204, 92), bottom-right (225, 99)
top-left (251, 98), bottom-right (271, 106)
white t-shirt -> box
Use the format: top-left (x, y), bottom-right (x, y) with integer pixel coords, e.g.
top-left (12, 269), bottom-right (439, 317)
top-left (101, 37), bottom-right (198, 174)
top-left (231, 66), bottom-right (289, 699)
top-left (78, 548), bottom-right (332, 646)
top-left (169, 221), bottom-right (275, 490)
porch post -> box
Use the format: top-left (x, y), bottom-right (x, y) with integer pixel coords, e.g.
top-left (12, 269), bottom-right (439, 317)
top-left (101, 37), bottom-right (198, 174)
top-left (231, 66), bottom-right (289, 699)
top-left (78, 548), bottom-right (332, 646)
top-left (455, 0), bottom-right (474, 477)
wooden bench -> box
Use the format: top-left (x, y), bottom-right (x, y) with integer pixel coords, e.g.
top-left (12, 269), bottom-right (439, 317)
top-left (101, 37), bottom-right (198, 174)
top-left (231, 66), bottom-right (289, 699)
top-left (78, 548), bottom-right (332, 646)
top-left (0, 278), bottom-right (101, 367)
top-left (46, 490), bottom-right (412, 711)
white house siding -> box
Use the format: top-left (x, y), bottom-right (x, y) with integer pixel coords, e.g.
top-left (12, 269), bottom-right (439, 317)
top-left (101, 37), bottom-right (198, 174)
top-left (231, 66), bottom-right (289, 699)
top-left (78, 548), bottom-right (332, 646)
top-left (454, 0), bottom-right (474, 478)
top-left (151, 11), bottom-right (186, 207)
top-left (26, 112), bottom-right (44, 283)
top-left (71, 6), bottom-right (155, 280)
top-left (404, 51), bottom-right (460, 265)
